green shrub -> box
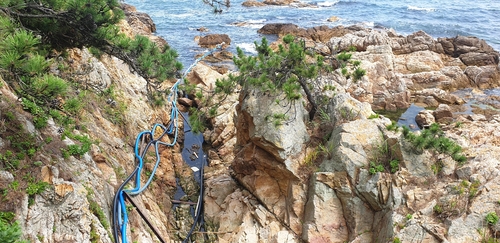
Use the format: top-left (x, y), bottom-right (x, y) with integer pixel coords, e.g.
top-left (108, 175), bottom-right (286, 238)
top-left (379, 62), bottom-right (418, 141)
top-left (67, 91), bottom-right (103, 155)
top-left (32, 74), bottom-right (68, 99)
top-left (337, 51), bottom-right (352, 62)
top-left (369, 162), bottom-right (384, 175)
top-left (353, 67), bottom-right (366, 81)
top-left (433, 204), bottom-right (443, 214)
top-left (486, 212), bottom-right (499, 225)
top-left (402, 123), bottom-right (467, 164)
top-left (0, 218), bottom-right (23, 243)
top-left (402, 125), bottom-right (411, 137)
top-left (386, 121), bottom-right (398, 131)
top-left (26, 181), bottom-right (49, 196)
top-left (390, 159), bottom-right (400, 173)
top-left (63, 97), bottom-right (82, 116)
top-left (63, 134), bottom-right (92, 157)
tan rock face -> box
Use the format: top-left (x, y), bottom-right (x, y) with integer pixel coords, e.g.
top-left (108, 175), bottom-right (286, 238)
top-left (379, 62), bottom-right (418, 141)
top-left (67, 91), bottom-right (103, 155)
top-left (197, 34), bottom-right (231, 48)
top-left (325, 27), bottom-right (500, 110)
top-left (259, 24), bottom-right (352, 42)
top-left (122, 3), bottom-right (156, 35)
top-left (185, 62), bottom-right (225, 89)
top-left (303, 173), bottom-right (349, 243)
top-left (232, 89), bottom-right (310, 234)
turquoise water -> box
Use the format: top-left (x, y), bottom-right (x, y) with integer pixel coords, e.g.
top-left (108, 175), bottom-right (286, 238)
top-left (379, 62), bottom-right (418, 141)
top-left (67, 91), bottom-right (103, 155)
top-left (124, 0), bottom-right (500, 68)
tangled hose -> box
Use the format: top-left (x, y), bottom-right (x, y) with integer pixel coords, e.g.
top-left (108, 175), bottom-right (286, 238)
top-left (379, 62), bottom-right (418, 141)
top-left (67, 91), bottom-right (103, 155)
top-left (111, 43), bottom-right (223, 243)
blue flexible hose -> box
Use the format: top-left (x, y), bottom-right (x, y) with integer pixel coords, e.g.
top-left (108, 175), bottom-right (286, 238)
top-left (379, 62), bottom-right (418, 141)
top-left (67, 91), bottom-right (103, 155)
top-left (112, 43), bottom-right (223, 243)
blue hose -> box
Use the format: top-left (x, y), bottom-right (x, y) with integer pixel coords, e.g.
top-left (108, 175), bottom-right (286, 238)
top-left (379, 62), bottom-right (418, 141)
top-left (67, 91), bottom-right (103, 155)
top-left (112, 43), bottom-right (223, 243)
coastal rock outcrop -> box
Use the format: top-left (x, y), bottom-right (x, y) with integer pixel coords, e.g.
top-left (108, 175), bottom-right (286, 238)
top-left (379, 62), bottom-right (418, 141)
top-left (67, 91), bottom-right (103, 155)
top-left (197, 34), bottom-right (231, 48)
top-left (4, 2), bottom-right (500, 243)
top-left (243, 0), bottom-right (316, 7)
top-left (329, 27), bottom-right (499, 110)
top-left (242, 0), bottom-right (267, 7)
top-left (260, 23), bottom-right (500, 111)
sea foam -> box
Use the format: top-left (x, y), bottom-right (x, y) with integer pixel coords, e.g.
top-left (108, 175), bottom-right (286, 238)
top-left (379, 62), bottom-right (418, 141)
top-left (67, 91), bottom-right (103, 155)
top-left (237, 43), bottom-right (257, 54)
top-left (318, 1), bottom-right (339, 7)
top-left (407, 5), bottom-right (436, 12)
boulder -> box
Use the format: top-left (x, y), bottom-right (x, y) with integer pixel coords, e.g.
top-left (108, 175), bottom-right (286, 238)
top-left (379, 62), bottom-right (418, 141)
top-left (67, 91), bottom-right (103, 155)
top-left (305, 25), bottom-right (347, 43)
top-left (330, 29), bottom-right (392, 52)
top-left (326, 92), bottom-right (374, 125)
top-left (467, 114), bottom-right (487, 121)
top-left (432, 104), bottom-right (453, 122)
top-left (242, 0), bottom-right (266, 6)
top-left (415, 110), bottom-right (435, 128)
top-left (257, 23), bottom-right (299, 35)
top-left (397, 222), bottom-right (441, 243)
top-left (0, 171), bottom-right (14, 189)
top-left (464, 65), bottom-right (500, 89)
top-left (438, 35), bottom-right (500, 66)
top-left (121, 3), bottom-right (156, 35)
top-left (177, 97), bottom-right (194, 108)
top-left (391, 30), bottom-right (444, 55)
top-left (185, 62), bottom-right (224, 89)
top-left (263, 0), bottom-right (296, 5)
top-left (197, 34), bottom-right (231, 48)
top-left (259, 24), bottom-right (352, 42)
top-left (460, 52), bottom-right (499, 66)
top-left (320, 119), bottom-right (383, 180)
top-left (356, 169), bottom-right (393, 211)
top-left (327, 16), bottom-right (340, 22)
top-left (394, 50), bottom-right (444, 73)
top-left (196, 27), bottom-right (209, 32)
top-left (195, 50), bottom-right (233, 63)
top-left (236, 89), bottom-right (309, 162)
top-left (441, 35), bottom-right (498, 57)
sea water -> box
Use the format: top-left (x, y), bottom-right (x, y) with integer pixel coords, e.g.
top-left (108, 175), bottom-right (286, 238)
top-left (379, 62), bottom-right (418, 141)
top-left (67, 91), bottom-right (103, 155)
top-left (124, 0), bottom-right (500, 69)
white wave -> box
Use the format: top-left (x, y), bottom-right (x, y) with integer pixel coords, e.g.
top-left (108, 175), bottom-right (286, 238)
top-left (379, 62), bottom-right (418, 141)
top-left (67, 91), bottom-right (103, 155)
top-left (229, 19), bottom-right (265, 29)
top-left (407, 5), bottom-right (436, 12)
top-left (361, 21), bottom-right (375, 28)
top-left (237, 43), bottom-right (257, 54)
top-left (169, 13), bottom-right (194, 18)
top-left (248, 19), bottom-right (267, 24)
top-left (318, 1), bottom-right (339, 7)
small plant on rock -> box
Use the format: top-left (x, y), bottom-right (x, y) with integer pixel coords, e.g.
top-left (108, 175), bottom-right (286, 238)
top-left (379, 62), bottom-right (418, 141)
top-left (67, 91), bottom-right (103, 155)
top-left (369, 162), bottom-right (384, 175)
top-left (335, 47), bottom-right (366, 82)
top-left (0, 212), bottom-right (26, 243)
top-left (401, 123), bottom-right (467, 165)
top-left (486, 212), bottom-right (499, 226)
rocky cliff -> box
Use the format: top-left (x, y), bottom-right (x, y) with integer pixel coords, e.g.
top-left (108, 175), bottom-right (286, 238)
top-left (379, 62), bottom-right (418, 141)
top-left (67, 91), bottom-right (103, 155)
top-left (1, 5), bottom-right (500, 243)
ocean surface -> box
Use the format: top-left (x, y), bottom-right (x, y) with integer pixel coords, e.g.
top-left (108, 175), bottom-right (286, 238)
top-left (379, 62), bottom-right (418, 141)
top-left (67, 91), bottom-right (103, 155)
top-left (123, 0), bottom-right (500, 69)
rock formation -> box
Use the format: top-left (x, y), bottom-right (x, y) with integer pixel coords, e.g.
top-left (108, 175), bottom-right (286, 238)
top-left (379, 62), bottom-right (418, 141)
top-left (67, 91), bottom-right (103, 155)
top-left (2, 3), bottom-right (500, 243)
top-left (259, 23), bottom-right (500, 111)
